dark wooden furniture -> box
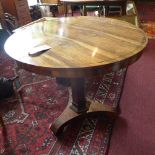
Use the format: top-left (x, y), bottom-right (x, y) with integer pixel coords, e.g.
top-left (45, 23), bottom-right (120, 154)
top-left (0, 0), bottom-right (32, 26)
top-left (111, 1), bottom-right (139, 27)
top-left (105, 0), bottom-right (127, 16)
top-left (37, 2), bottom-right (60, 17)
top-left (4, 17), bottom-right (148, 135)
top-left (37, 0), bottom-right (60, 17)
top-left (0, 1), bottom-right (3, 17)
top-left (60, 0), bottom-right (127, 16)
top-left (0, 0), bottom-right (5, 29)
top-left (0, 0), bottom-right (18, 33)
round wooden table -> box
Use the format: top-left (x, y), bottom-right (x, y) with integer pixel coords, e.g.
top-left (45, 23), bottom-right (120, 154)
top-left (4, 17), bottom-right (148, 136)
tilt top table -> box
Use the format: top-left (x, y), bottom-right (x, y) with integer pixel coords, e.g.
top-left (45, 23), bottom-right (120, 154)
top-left (4, 17), bottom-right (148, 135)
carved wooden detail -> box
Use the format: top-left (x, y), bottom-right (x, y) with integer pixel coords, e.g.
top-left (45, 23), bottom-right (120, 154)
top-left (0, 0), bottom-right (32, 26)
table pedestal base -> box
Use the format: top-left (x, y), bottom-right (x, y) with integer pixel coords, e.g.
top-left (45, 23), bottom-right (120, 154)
top-left (50, 101), bottom-right (117, 136)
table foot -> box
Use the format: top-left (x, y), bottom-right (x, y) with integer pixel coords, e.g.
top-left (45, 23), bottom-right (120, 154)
top-left (50, 101), bottom-right (117, 136)
top-left (50, 105), bottom-right (82, 136)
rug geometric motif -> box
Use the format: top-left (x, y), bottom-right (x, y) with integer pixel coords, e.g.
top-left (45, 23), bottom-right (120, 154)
top-left (141, 21), bottom-right (155, 39)
top-left (0, 67), bottom-right (126, 155)
top-left (0, 69), bottom-right (125, 154)
top-left (137, 2), bottom-right (155, 39)
top-left (0, 47), bottom-right (126, 154)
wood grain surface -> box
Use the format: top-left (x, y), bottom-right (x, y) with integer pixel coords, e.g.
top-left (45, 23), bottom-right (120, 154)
top-left (4, 16), bottom-right (148, 78)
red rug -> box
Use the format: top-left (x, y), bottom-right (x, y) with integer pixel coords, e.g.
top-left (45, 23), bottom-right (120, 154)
top-left (0, 50), bottom-right (126, 154)
top-left (137, 2), bottom-right (155, 22)
top-left (137, 2), bottom-right (155, 38)
top-left (140, 21), bottom-right (155, 39)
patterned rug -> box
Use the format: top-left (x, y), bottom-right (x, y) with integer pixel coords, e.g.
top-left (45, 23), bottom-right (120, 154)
top-left (0, 50), bottom-right (126, 154)
top-left (141, 21), bottom-right (155, 39)
top-left (137, 2), bottom-right (155, 22)
top-left (137, 2), bottom-right (155, 39)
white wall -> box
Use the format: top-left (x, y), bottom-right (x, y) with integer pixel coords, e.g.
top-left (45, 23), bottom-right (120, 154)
top-left (27, 0), bottom-right (38, 6)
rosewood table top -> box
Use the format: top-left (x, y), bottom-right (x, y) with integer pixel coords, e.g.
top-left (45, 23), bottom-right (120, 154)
top-left (4, 16), bottom-right (147, 78)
